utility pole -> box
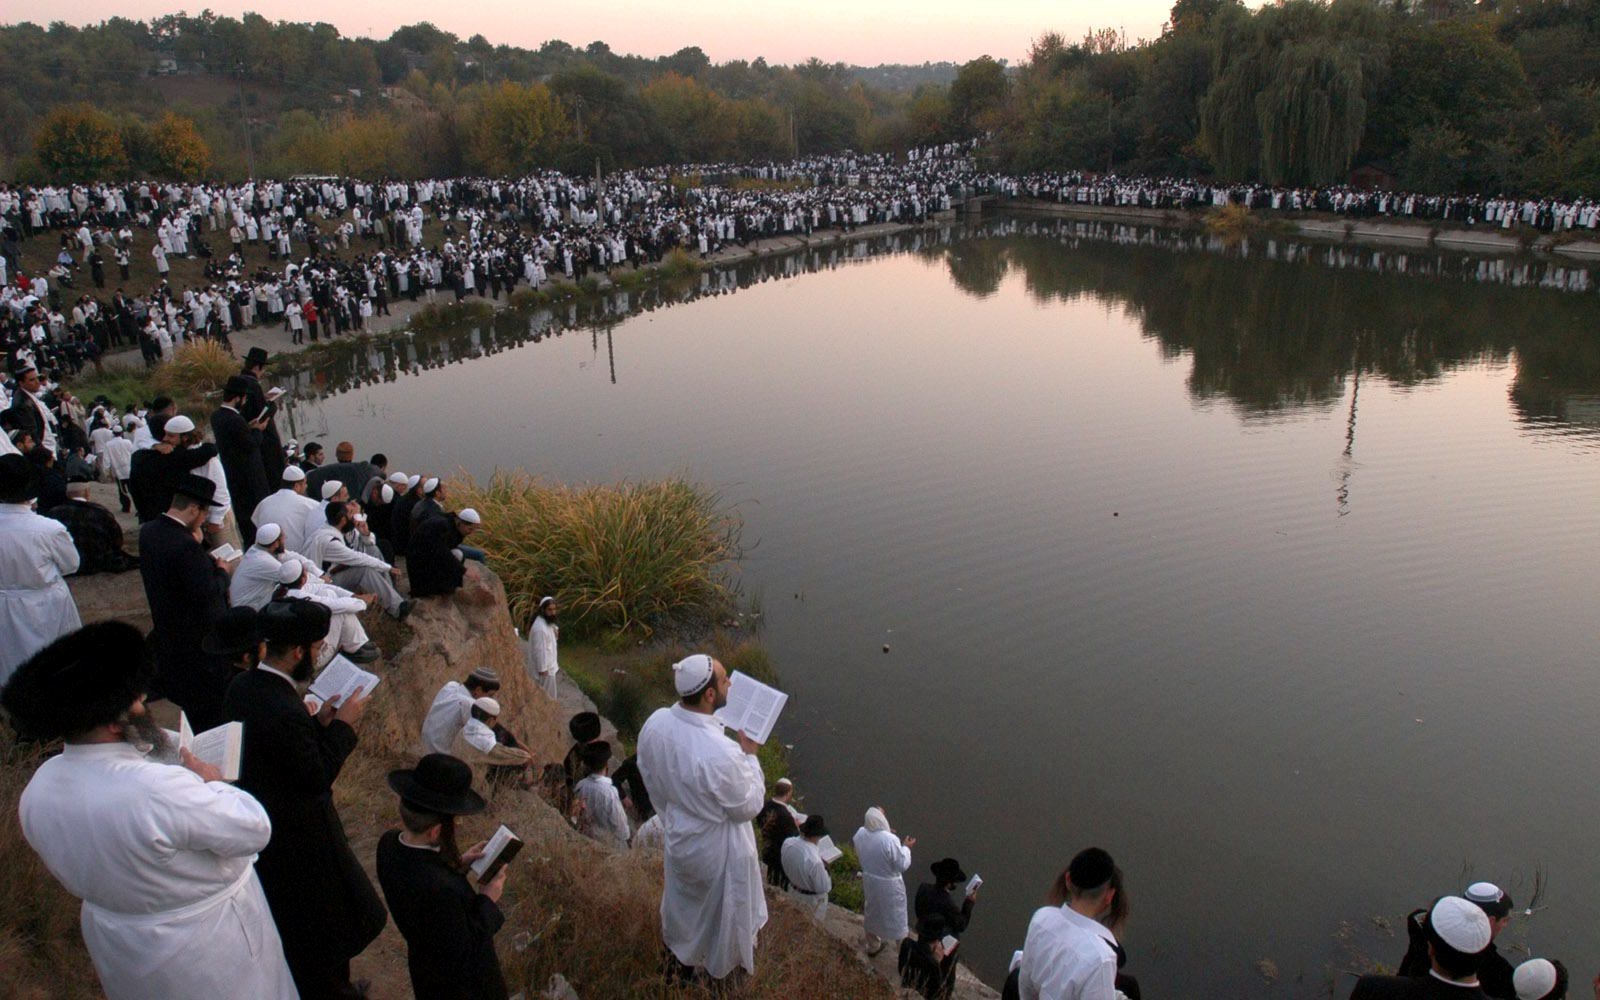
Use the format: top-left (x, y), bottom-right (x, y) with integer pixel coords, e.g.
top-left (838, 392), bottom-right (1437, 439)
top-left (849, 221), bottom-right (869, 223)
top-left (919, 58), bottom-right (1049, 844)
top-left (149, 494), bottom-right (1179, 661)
top-left (236, 59), bottom-right (256, 179)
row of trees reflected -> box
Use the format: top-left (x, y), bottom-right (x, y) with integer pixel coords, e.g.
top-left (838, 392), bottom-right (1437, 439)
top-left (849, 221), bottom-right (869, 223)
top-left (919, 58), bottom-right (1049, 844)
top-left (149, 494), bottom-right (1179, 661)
top-left (281, 217), bottom-right (1600, 441)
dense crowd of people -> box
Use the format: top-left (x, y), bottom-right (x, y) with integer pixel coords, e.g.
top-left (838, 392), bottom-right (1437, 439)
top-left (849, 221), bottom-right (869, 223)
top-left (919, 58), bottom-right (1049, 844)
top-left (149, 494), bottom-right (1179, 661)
top-left (2, 142), bottom-right (1598, 1000)
top-left (6, 139), bottom-right (1595, 387)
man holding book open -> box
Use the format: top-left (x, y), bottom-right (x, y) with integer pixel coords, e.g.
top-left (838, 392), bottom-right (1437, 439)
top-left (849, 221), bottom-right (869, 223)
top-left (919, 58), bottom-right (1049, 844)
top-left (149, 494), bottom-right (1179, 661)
top-left (2, 621), bottom-right (298, 999)
top-left (637, 654), bottom-right (769, 984)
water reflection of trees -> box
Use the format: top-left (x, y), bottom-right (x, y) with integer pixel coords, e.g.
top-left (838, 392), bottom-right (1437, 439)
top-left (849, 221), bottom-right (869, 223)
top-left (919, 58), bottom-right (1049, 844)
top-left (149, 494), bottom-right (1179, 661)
top-left (925, 223), bottom-right (1600, 434)
top-left (285, 215), bottom-right (1600, 439)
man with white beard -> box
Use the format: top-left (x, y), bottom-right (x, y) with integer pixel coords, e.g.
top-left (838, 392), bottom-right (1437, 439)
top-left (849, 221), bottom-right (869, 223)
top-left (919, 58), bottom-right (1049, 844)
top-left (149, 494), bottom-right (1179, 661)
top-left (2, 621), bottom-right (298, 999)
top-left (636, 654), bottom-right (767, 984)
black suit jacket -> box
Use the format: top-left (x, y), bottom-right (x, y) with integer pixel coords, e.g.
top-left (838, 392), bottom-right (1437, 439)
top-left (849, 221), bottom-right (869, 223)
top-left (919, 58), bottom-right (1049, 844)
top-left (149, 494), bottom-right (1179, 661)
top-left (137, 515), bottom-right (230, 728)
top-left (210, 405), bottom-right (268, 530)
top-left (375, 830), bottom-right (507, 1000)
top-left (236, 369), bottom-right (285, 482)
top-left (5, 388), bottom-right (52, 449)
top-left (223, 667), bottom-right (387, 972)
top-left (1351, 975), bottom-right (1491, 1000)
top-left (407, 514), bottom-right (465, 597)
top-left (127, 442), bottom-right (217, 522)
top-left (915, 882), bottom-right (975, 937)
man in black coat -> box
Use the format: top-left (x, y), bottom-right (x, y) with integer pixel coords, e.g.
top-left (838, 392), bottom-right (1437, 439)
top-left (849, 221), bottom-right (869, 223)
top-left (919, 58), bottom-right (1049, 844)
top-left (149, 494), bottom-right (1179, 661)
top-left (237, 347), bottom-right (286, 483)
top-left (389, 477), bottom-right (422, 558)
top-left (915, 856), bottom-right (977, 992)
top-left (376, 754), bottom-right (508, 1000)
top-left (408, 510), bottom-right (481, 598)
top-left (137, 474), bottom-right (233, 730)
top-left (1352, 896), bottom-right (1494, 999)
top-left (211, 375), bottom-right (271, 539)
top-left (6, 364), bottom-right (58, 456)
top-left (128, 413), bottom-right (217, 523)
top-left (224, 600), bottom-right (387, 1000)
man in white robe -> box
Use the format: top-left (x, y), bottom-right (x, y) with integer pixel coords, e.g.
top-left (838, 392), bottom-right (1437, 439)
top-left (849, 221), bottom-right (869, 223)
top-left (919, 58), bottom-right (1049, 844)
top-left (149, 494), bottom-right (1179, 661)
top-left (524, 595), bottom-right (560, 698)
top-left (420, 667), bottom-right (501, 755)
top-left (853, 806), bottom-right (914, 955)
top-left (780, 815), bottom-right (833, 922)
top-left (1017, 847), bottom-right (1123, 1000)
top-left (229, 523), bottom-right (318, 610)
top-left (0, 454), bottom-right (81, 686)
top-left (251, 466), bottom-right (318, 557)
top-left (636, 654), bottom-right (767, 982)
top-left (275, 559), bottom-right (378, 666)
top-left (2, 621), bottom-right (297, 1000)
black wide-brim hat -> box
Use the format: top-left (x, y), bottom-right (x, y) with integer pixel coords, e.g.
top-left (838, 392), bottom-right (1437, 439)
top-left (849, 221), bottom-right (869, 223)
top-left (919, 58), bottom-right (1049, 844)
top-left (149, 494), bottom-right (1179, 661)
top-left (0, 621), bottom-right (153, 740)
top-left (244, 347), bottom-right (270, 366)
top-left (174, 473), bottom-right (224, 507)
top-left (569, 711), bottom-right (601, 742)
top-left (388, 753), bottom-right (487, 816)
top-left (931, 858), bottom-right (967, 884)
top-left (259, 598), bottom-right (332, 646)
top-left (202, 606), bottom-right (262, 656)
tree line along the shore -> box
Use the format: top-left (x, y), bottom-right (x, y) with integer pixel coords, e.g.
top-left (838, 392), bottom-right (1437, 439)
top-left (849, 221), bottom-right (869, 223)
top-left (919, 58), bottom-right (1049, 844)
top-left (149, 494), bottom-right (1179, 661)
top-left (4, 0), bottom-right (1599, 197)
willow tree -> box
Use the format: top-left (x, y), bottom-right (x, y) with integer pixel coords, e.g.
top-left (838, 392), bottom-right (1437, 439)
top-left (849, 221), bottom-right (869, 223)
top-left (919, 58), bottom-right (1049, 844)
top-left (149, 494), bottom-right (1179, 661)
top-left (1255, 39), bottom-right (1367, 184)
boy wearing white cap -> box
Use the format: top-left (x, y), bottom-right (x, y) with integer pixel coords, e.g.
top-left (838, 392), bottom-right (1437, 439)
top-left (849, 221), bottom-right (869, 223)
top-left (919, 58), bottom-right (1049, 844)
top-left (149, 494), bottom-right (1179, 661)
top-left (1354, 895), bottom-right (1494, 998)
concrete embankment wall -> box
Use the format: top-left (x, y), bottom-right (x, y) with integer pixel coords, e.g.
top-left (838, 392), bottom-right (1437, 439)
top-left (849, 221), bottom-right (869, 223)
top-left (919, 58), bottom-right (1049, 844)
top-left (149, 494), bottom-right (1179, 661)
top-left (1006, 197), bottom-right (1600, 261)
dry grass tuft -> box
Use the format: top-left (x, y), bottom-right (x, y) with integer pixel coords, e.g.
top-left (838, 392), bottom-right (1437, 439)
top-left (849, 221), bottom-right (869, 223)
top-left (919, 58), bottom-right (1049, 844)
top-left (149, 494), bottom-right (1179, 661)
top-left (148, 339), bottom-right (238, 401)
top-left (450, 471), bottom-right (742, 639)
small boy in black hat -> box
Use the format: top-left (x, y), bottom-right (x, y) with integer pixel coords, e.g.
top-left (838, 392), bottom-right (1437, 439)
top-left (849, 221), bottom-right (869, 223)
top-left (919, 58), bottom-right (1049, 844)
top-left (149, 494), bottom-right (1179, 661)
top-left (377, 753), bottom-right (509, 1000)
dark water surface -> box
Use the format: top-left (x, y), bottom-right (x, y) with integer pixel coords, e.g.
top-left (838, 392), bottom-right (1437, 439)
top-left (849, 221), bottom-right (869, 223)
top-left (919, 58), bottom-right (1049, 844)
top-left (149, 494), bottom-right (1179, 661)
top-left (286, 220), bottom-right (1600, 996)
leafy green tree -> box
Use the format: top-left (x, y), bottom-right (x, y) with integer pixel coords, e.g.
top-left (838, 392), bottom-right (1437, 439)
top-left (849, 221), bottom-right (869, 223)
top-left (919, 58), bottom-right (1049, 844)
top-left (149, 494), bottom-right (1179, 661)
top-left (948, 56), bottom-right (1010, 136)
top-left (33, 103), bottom-right (127, 181)
top-left (470, 81), bottom-right (570, 174)
top-left (150, 112), bottom-right (213, 179)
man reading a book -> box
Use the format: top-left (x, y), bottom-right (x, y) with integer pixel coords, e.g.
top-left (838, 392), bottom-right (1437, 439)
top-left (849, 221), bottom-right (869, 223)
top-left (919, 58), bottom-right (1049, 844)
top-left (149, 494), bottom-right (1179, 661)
top-left (636, 654), bottom-right (768, 985)
top-left (2, 622), bottom-right (299, 999)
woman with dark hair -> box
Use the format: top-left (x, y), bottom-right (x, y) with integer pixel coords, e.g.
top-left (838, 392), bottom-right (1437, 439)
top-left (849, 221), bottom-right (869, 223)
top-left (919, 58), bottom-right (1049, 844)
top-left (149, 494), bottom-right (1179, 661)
top-left (376, 753), bottom-right (509, 1000)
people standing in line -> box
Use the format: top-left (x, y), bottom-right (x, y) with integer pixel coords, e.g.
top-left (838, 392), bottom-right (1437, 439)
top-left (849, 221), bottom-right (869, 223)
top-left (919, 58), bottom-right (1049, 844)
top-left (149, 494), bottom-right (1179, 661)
top-left (525, 595), bottom-right (561, 698)
top-left (137, 473), bottom-right (232, 730)
top-left (636, 654), bottom-right (768, 985)
top-left (1, 622), bottom-right (299, 1000)
top-left (1351, 896), bottom-right (1495, 999)
top-left (781, 814), bottom-right (834, 923)
top-left (223, 600), bottom-right (388, 1000)
top-left (1013, 847), bottom-right (1127, 1000)
top-left (0, 453), bottom-right (80, 686)
top-left (756, 777), bottom-right (801, 889)
top-left (573, 739), bottom-right (631, 849)
top-left (853, 806), bottom-right (915, 957)
top-left (376, 753), bottom-right (509, 1000)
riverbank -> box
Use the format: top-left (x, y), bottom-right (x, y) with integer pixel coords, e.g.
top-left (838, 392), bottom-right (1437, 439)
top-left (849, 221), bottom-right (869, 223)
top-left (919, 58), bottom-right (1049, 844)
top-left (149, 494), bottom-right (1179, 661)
top-left (11, 479), bottom-right (997, 998)
top-left (1007, 197), bottom-right (1600, 260)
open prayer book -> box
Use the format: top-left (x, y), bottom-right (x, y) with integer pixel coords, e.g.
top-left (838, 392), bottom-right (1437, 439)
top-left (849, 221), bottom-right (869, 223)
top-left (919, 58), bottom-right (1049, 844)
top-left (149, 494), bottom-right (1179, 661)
top-left (209, 542), bottom-right (242, 563)
top-left (965, 874), bottom-right (983, 896)
top-left (815, 835), bottom-right (844, 864)
top-left (470, 825), bottom-right (523, 884)
top-left (712, 671), bottom-right (788, 745)
top-left (305, 654), bottom-right (381, 712)
top-left (157, 712), bottom-right (243, 781)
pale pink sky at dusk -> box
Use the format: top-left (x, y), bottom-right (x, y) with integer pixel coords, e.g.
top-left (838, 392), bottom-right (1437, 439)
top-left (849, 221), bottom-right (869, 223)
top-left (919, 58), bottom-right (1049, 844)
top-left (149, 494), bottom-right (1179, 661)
top-left (4, 0), bottom-right (1178, 65)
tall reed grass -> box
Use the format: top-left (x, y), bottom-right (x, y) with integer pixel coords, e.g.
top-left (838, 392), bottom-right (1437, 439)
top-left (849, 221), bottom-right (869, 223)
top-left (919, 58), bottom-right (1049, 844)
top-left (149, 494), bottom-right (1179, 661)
top-left (149, 339), bottom-right (238, 399)
top-left (450, 471), bottom-right (742, 639)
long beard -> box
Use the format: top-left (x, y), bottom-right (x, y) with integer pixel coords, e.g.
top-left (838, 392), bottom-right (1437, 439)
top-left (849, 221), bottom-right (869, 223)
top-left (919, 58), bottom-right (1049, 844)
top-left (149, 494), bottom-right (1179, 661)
top-left (713, 686), bottom-right (730, 712)
top-left (123, 710), bottom-right (172, 756)
top-left (290, 647), bottom-right (315, 683)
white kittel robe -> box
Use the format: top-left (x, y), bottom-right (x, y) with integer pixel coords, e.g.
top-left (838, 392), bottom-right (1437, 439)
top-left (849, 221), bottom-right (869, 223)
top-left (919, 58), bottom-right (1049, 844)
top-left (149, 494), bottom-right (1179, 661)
top-left (19, 742), bottom-right (298, 999)
top-left (853, 824), bottom-right (912, 942)
top-left (637, 703), bottom-right (767, 978)
top-left (525, 615), bottom-right (559, 698)
top-left (780, 835), bottom-right (832, 922)
top-left (0, 502), bottom-right (81, 685)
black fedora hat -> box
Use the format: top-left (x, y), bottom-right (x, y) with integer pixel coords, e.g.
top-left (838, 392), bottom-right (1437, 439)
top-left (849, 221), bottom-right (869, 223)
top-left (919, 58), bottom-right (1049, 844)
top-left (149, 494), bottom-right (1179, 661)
top-left (223, 374), bottom-right (253, 399)
top-left (244, 347), bottom-right (270, 367)
top-left (569, 711), bottom-right (601, 742)
top-left (387, 754), bottom-right (487, 816)
top-left (202, 606), bottom-right (262, 656)
top-left (931, 858), bottom-right (967, 884)
top-left (259, 599), bottom-right (332, 646)
top-left (174, 474), bottom-right (223, 507)
top-left (0, 453), bottom-right (39, 503)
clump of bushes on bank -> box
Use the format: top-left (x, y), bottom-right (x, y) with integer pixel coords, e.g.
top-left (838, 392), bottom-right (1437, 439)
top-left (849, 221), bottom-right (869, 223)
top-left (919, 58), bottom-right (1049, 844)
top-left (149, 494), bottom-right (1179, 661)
top-left (149, 339), bottom-right (237, 399)
top-left (410, 299), bottom-right (495, 333)
top-left (449, 470), bottom-right (741, 639)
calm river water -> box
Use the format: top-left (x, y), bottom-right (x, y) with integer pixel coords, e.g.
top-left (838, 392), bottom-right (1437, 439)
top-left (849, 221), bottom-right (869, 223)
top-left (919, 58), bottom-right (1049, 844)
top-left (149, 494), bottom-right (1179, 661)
top-left (286, 218), bottom-right (1600, 996)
